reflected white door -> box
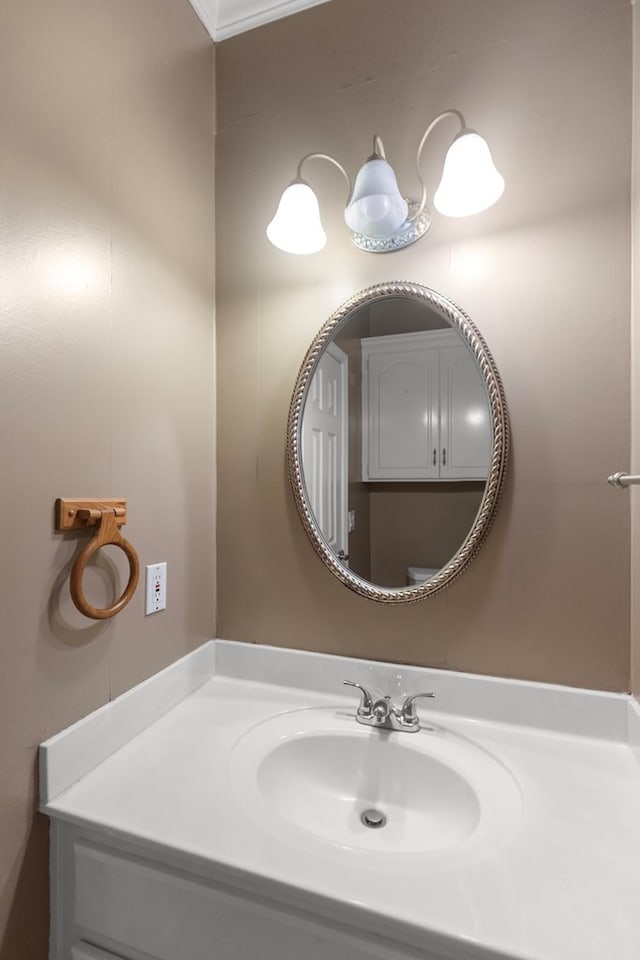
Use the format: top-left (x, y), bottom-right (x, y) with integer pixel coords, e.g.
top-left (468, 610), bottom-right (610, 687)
top-left (301, 343), bottom-right (348, 562)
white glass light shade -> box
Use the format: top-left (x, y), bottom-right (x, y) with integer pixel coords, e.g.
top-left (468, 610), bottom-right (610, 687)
top-left (266, 181), bottom-right (327, 254)
top-left (433, 132), bottom-right (505, 218)
top-left (345, 159), bottom-right (409, 238)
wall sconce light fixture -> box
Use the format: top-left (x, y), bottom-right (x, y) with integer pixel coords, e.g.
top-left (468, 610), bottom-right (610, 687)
top-left (267, 110), bottom-right (504, 255)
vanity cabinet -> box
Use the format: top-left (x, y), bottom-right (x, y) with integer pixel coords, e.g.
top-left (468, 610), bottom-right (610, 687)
top-left (53, 823), bottom-right (451, 960)
top-left (362, 330), bottom-right (491, 481)
top-left (42, 642), bottom-right (640, 960)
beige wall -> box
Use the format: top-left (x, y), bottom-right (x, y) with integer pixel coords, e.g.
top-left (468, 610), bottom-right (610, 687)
top-left (0, 2), bottom-right (215, 956)
top-left (217, 0), bottom-right (631, 690)
top-left (369, 484), bottom-right (485, 587)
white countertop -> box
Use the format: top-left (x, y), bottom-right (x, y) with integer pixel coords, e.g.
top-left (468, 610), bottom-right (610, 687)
top-left (40, 641), bottom-right (640, 960)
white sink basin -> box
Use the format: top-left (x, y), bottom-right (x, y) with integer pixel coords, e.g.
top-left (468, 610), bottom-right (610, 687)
top-left (229, 707), bottom-right (522, 857)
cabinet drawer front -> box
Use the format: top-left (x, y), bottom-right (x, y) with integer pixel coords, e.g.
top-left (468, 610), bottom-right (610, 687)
top-left (74, 841), bottom-right (432, 960)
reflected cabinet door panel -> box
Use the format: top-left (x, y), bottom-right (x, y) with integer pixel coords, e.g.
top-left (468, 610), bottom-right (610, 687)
top-left (440, 344), bottom-right (491, 479)
top-left (365, 344), bottom-right (439, 480)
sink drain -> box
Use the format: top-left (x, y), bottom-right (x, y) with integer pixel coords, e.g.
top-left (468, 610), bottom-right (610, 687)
top-left (361, 808), bottom-right (387, 829)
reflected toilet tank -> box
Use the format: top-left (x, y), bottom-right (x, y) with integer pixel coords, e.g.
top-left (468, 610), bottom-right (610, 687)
top-left (407, 566), bottom-right (439, 585)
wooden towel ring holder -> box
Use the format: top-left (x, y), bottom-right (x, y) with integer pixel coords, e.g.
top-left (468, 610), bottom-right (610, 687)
top-left (56, 499), bottom-right (140, 620)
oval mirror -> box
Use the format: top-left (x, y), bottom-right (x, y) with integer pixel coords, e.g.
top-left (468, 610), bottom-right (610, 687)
top-left (287, 282), bottom-right (509, 603)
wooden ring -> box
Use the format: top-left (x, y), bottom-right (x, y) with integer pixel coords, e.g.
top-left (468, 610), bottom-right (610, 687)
top-left (69, 509), bottom-right (140, 620)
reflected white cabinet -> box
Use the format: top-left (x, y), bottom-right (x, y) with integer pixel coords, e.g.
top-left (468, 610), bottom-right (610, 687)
top-left (362, 330), bottom-right (490, 481)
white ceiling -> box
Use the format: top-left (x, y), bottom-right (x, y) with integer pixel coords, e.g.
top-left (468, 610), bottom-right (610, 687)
top-left (189, 0), bottom-right (333, 41)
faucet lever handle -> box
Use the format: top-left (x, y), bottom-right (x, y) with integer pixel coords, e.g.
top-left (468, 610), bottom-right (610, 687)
top-left (400, 692), bottom-right (435, 726)
top-left (343, 680), bottom-right (374, 717)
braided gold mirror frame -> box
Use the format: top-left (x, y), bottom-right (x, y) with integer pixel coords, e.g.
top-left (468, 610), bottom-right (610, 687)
top-left (287, 281), bottom-right (510, 603)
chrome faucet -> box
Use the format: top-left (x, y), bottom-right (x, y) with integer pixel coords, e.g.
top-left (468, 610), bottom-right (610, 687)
top-left (343, 680), bottom-right (435, 733)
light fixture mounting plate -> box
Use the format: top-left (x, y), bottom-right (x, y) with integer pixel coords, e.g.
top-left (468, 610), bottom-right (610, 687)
top-left (350, 201), bottom-right (431, 254)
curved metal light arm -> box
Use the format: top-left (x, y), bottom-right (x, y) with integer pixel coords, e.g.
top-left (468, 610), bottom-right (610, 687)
top-left (295, 152), bottom-right (352, 202)
top-left (409, 109), bottom-right (467, 223)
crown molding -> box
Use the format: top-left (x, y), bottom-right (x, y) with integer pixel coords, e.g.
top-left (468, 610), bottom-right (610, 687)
top-left (188, 0), bottom-right (219, 39)
top-left (189, 0), bottom-right (332, 41)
